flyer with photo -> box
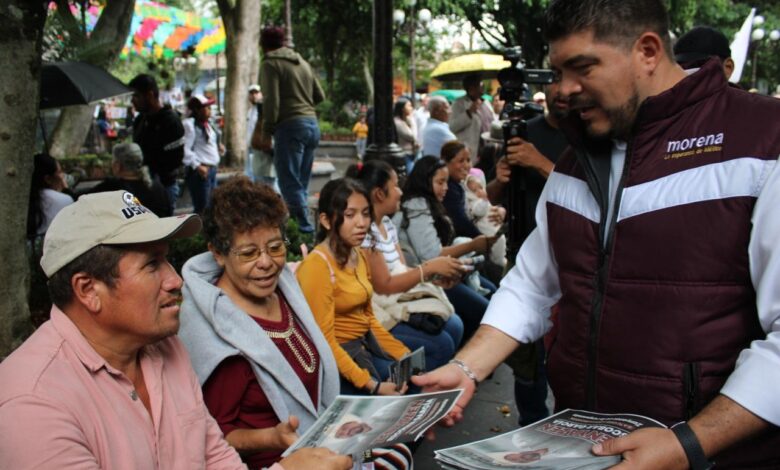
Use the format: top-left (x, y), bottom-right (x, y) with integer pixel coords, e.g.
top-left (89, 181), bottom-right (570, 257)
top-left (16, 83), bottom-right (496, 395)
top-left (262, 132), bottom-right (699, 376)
top-left (283, 389), bottom-right (463, 458)
top-left (435, 409), bottom-right (665, 469)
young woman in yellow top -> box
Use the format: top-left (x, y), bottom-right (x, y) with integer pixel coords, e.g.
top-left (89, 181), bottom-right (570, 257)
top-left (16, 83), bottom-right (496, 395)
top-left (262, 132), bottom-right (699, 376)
top-left (297, 178), bottom-right (410, 395)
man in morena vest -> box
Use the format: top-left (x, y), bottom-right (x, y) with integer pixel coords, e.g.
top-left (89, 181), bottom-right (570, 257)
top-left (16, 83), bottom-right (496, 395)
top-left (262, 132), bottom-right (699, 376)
top-left (415, 0), bottom-right (780, 469)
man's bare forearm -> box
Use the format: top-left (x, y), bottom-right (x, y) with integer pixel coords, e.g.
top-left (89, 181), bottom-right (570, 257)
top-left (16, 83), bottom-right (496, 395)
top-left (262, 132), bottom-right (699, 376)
top-left (454, 324), bottom-right (521, 381)
top-left (689, 394), bottom-right (771, 458)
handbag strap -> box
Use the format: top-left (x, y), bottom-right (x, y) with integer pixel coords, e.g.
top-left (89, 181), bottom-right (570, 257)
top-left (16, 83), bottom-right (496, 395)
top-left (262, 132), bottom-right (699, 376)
top-left (311, 249), bottom-right (336, 284)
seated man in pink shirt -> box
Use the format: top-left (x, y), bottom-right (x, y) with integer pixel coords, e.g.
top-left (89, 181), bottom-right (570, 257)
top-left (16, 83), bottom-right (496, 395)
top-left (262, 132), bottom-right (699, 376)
top-left (0, 191), bottom-right (351, 470)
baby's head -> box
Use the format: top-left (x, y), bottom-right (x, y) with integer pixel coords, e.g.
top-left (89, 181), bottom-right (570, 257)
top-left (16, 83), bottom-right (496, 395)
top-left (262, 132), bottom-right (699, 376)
top-left (465, 169), bottom-right (488, 200)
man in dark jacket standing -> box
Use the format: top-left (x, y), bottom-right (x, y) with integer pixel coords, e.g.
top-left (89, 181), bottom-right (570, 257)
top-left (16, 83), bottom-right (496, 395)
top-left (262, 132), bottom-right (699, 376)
top-left (414, 0), bottom-right (780, 468)
top-left (257, 26), bottom-right (325, 233)
top-left (129, 74), bottom-right (185, 214)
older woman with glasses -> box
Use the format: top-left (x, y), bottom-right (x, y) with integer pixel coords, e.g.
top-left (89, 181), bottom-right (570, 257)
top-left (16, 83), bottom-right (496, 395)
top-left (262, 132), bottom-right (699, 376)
top-left (179, 177), bottom-right (411, 470)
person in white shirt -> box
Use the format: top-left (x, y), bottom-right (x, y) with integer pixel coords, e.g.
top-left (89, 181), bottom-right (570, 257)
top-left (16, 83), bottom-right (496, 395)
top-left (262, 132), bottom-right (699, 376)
top-left (421, 96), bottom-right (455, 158)
top-left (449, 75), bottom-right (495, 163)
top-left (27, 152), bottom-right (74, 238)
top-left (413, 94), bottom-right (430, 150)
top-left (183, 94), bottom-right (222, 214)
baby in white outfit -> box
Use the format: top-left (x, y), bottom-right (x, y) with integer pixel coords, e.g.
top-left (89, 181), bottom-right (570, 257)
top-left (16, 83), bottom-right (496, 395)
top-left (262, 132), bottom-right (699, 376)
top-left (464, 171), bottom-right (507, 267)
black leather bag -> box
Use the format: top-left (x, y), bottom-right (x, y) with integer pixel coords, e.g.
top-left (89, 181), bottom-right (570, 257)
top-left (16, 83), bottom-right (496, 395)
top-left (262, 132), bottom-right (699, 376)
top-left (406, 313), bottom-right (446, 335)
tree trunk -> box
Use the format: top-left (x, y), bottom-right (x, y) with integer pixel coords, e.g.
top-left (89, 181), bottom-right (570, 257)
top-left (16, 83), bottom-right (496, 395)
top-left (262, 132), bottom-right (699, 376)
top-left (48, 0), bottom-right (135, 158)
top-left (47, 105), bottom-right (96, 157)
top-left (0, 1), bottom-right (47, 359)
top-left (217, 0), bottom-right (261, 169)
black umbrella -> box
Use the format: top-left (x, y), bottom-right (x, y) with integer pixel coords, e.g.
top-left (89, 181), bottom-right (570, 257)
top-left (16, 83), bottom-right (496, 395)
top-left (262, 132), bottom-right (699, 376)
top-left (39, 61), bottom-right (131, 109)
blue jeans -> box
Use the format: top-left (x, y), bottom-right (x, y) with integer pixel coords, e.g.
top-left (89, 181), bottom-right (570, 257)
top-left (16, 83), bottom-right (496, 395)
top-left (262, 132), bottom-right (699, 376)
top-left (185, 166), bottom-right (217, 214)
top-left (165, 182), bottom-right (179, 215)
top-left (390, 314), bottom-right (464, 371)
top-left (339, 350), bottom-right (395, 396)
top-left (244, 147), bottom-right (254, 181)
top-left (404, 153), bottom-right (415, 175)
top-left (444, 276), bottom-right (496, 342)
top-left (273, 117), bottom-right (320, 233)
top-left (514, 339), bottom-right (550, 426)
top-left (355, 138), bottom-right (367, 158)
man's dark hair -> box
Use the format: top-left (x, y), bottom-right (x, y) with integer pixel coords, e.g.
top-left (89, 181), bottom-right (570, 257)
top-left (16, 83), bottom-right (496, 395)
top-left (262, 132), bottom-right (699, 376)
top-left (544, 0), bottom-right (673, 56)
top-left (47, 245), bottom-right (126, 309)
top-left (261, 26), bottom-right (285, 50)
top-left (128, 74), bottom-right (159, 97)
top-left (674, 26), bottom-right (731, 64)
top-left (462, 74), bottom-right (482, 90)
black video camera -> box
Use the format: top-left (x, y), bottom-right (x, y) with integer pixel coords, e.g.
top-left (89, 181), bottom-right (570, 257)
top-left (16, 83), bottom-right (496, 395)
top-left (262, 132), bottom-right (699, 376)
top-left (497, 46), bottom-right (556, 143)
top-left (496, 47), bottom-right (556, 265)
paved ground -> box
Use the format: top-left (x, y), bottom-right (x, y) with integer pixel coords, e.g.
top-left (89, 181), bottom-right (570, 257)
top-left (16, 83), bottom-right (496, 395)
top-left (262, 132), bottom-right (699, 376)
top-left (414, 363), bottom-right (523, 469)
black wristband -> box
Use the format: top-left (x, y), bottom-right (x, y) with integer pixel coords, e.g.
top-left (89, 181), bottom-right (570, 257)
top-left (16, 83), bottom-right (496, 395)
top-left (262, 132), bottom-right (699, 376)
top-left (671, 422), bottom-right (714, 470)
top-left (371, 380), bottom-right (381, 395)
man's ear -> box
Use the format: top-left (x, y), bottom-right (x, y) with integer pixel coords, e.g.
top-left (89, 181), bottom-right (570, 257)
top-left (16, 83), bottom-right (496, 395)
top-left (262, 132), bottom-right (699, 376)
top-left (723, 57), bottom-right (735, 80)
top-left (71, 272), bottom-right (103, 313)
top-left (634, 32), bottom-right (665, 73)
top-left (318, 213), bottom-right (331, 231)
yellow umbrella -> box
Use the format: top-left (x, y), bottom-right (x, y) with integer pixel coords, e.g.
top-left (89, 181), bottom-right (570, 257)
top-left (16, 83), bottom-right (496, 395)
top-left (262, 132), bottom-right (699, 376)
top-left (430, 53), bottom-right (511, 82)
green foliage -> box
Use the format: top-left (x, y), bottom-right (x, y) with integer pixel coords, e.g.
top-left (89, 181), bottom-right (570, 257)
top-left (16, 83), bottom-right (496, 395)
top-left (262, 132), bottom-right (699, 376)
top-left (111, 54), bottom-right (177, 89)
top-left (58, 153), bottom-right (113, 180)
top-left (167, 232), bottom-right (209, 273)
top-left (663, 0), bottom-right (780, 90)
top-left (424, 0), bottom-right (551, 68)
top-left (284, 218), bottom-right (314, 261)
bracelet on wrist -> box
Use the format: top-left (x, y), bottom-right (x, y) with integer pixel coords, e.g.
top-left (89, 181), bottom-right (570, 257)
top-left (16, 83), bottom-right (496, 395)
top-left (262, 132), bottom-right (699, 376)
top-left (370, 380), bottom-right (381, 395)
top-left (671, 422), bottom-right (714, 470)
top-left (418, 264), bottom-right (426, 283)
top-left (449, 359), bottom-right (479, 389)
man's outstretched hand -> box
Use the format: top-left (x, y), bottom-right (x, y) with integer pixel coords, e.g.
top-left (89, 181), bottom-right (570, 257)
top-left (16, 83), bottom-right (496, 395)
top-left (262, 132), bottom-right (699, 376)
top-left (411, 363), bottom-right (477, 427)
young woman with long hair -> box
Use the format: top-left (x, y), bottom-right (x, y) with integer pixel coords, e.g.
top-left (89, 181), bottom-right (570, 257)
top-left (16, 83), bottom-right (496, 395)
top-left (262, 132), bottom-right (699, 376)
top-left (296, 178), bottom-right (410, 396)
top-left (396, 156), bottom-right (497, 341)
top-left (348, 160), bottom-right (466, 370)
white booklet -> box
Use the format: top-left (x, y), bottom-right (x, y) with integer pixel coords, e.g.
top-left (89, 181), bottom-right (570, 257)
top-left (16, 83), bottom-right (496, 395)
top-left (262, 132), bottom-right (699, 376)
top-left (283, 389), bottom-right (463, 459)
top-left (435, 409), bottom-right (665, 469)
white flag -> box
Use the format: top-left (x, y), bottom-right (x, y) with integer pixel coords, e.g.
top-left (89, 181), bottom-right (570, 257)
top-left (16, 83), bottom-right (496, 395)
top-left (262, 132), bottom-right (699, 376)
top-left (730, 8), bottom-right (755, 83)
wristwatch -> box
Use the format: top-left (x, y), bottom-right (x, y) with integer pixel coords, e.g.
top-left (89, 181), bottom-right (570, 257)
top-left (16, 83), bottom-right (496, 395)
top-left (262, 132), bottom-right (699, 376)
top-left (671, 422), bottom-right (714, 470)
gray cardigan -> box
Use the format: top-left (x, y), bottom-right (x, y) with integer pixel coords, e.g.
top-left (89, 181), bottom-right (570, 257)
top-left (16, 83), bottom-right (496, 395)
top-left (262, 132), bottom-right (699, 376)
top-left (178, 252), bottom-right (339, 433)
top-left (395, 197), bottom-right (444, 267)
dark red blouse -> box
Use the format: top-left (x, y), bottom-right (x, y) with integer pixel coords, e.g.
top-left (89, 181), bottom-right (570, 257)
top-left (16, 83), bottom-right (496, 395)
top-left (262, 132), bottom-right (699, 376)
top-left (202, 290), bottom-right (320, 469)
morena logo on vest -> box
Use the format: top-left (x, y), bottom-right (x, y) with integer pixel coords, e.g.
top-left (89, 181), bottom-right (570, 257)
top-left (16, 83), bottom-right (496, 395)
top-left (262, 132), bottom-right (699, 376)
top-left (666, 133), bottom-right (724, 153)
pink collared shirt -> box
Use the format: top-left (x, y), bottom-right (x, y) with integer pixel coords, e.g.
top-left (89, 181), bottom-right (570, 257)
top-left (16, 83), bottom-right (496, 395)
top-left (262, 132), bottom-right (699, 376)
top-left (0, 307), bottom-right (249, 469)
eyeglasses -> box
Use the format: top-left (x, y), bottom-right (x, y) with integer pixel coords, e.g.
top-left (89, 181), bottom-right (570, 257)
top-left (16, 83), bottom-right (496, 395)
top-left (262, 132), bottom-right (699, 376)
top-left (230, 240), bottom-right (288, 263)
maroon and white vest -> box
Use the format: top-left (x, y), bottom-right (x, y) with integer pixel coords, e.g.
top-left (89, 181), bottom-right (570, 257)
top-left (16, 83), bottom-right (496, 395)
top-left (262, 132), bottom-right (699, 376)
top-left (546, 59), bottom-right (780, 468)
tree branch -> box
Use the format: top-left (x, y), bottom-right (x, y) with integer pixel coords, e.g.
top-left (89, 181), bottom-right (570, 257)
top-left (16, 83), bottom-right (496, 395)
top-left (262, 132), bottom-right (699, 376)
top-left (215, 0), bottom-right (236, 40)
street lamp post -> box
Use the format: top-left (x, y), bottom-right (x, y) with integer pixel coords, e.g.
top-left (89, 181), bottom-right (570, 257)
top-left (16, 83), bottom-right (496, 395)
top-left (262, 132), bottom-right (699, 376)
top-left (750, 15), bottom-right (780, 90)
top-left (365, 0), bottom-right (407, 178)
top-left (393, 1), bottom-right (431, 108)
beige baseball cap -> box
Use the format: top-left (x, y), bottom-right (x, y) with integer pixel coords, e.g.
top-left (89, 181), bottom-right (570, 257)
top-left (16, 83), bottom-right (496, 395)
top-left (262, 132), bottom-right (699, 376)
top-left (40, 191), bottom-right (202, 278)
